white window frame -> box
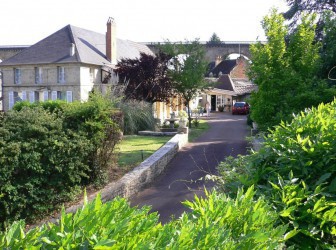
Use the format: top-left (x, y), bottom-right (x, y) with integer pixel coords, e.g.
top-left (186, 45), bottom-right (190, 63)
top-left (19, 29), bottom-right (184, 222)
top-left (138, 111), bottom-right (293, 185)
top-left (57, 66), bottom-right (65, 83)
top-left (35, 67), bottom-right (43, 84)
top-left (14, 68), bottom-right (21, 84)
top-left (90, 68), bottom-right (94, 82)
top-left (21, 91), bottom-right (27, 101)
top-left (9, 91), bottom-right (14, 109)
top-left (51, 91), bottom-right (57, 100)
top-left (29, 91), bottom-right (35, 103)
top-left (66, 91), bottom-right (73, 103)
top-left (43, 91), bottom-right (48, 101)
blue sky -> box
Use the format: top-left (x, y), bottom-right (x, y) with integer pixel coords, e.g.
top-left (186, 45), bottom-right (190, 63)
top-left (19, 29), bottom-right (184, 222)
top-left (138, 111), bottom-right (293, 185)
top-left (0, 0), bottom-right (288, 45)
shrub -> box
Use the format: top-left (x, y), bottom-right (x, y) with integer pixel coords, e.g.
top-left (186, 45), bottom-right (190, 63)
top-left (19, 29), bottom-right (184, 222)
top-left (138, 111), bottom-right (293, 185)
top-left (216, 100), bottom-right (336, 248)
top-left (219, 100), bottom-right (336, 193)
top-left (13, 100), bottom-right (66, 113)
top-left (268, 174), bottom-right (336, 248)
top-left (218, 105), bottom-right (224, 112)
top-left (0, 94), bottom-right (122, 227)
top-left (0, 187), bottom-right (286, 248)
top-left (0, 107), bottom-right (93, 227)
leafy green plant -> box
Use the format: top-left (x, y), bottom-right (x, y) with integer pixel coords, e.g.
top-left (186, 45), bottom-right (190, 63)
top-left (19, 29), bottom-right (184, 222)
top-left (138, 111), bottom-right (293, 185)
top-left (0, 187), bottom-right (287, 249)
top-left (268, 174), bottom-right (336, 248)
top-left (216, 100), bottom-right (336, 248)
top-left (192, 116), bottom-right (200, 127)
top-left (219, 100), bottom-right (336, 194)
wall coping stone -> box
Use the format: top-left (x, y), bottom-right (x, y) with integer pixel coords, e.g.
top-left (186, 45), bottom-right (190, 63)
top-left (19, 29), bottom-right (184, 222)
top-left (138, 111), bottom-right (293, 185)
top-left (64, 132), bottom-right (188, 214)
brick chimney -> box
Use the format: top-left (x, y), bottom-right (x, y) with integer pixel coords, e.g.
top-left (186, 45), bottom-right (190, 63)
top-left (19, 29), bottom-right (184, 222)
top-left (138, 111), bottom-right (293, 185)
top-left (106, 17), bottom-right (117, 64)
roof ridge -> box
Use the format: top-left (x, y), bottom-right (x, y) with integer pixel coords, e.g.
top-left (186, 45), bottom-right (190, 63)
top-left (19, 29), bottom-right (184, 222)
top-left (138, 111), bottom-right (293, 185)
top-left (68, 25), bottom-right (82, 62)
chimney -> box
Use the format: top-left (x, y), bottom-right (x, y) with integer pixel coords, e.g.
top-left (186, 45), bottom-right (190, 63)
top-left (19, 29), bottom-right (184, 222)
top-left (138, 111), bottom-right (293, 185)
top-left (106, 17), bottom-right (117, 65)
top-left (215, 55), bottom-right (222, 67)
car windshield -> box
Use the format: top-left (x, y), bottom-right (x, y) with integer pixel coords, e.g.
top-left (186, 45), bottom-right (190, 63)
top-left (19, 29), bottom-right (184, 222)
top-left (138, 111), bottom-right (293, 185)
top-left (234, 102), bottom-right (245, 107)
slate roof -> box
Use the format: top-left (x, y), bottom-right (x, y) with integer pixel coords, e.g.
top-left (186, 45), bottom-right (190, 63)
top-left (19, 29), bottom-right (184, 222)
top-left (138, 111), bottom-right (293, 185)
top-left (0, 25), bottom-right (153, 66)
top-left (212, 75), bottom-right (257, 96)
top-left (214, 74), bottom-right (234, 91)
top-left (232, 79), bottom-right (258, 95)
top-left (206, 59), bottom-right (237, 77)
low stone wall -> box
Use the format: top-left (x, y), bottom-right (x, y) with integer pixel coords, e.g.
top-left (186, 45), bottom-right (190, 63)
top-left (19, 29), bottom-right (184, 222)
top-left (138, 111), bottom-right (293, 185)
top-left (65, 133), bottom-right (188, 214)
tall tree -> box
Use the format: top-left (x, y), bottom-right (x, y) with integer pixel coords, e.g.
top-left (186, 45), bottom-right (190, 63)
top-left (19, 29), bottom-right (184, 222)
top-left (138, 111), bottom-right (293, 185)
top-left (207, 33), bottom-right (222, 45)
top-left (115, 52), bottom-right (174, 103)
top-left (249, 10), bottom-right (325, 130)
top-left (283, 0), bottom-right (336, 40)
top-left (161, 40), bottom-right (208, 128)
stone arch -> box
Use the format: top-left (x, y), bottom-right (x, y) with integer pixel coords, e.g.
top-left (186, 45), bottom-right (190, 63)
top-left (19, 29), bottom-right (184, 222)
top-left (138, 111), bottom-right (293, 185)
top-left (146, 42), bottom-right (254, 63)
top-left (204, 43), bottom-right (252, 63)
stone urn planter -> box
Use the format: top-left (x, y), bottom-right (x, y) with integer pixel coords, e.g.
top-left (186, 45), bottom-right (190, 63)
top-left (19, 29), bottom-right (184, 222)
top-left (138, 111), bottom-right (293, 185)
top-left (179, 119), bottom-right (187, 128)
top-left (178, 110), bottom-right (188, 128)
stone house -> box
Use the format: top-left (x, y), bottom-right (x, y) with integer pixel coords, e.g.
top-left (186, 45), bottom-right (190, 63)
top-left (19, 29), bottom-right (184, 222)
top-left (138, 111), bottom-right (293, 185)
top-left (0, 18), bottom-right (153, 111)
top-left (202, 56), bottom-right (257, 112)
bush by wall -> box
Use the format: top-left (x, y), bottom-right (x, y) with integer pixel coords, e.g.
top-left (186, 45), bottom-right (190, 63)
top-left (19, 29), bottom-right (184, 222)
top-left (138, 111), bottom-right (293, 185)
top-left (0, 107), bottom-right (93, 227)
top-left (0, 94), bottom-right (122, 228)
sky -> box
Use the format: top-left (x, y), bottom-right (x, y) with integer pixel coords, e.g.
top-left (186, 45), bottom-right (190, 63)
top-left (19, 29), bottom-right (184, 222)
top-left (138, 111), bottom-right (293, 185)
top-left (0, 0), bottom-right (288, 46)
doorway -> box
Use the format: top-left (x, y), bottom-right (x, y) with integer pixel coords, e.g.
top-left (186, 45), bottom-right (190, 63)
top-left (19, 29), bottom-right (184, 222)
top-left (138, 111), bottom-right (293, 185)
top-left (211, 95), bottom-right (216, 111)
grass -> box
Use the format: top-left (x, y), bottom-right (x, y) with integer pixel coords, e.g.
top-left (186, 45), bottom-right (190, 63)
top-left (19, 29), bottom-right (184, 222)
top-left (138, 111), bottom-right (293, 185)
top-left (116, 119), bottom-right (209, 168)
top-left (117, 135), bottom-right (172, 168)
top-left (189, 119), bottom-right (210, 142)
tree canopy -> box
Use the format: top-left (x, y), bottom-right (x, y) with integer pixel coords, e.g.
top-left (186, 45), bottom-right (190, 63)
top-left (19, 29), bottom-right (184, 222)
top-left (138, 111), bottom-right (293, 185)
top-left (115, 52), bottom-right (174, 103)
top-left (207, 33), bottom-right (222, 45)
top-left (283, 0), bottom-right (336, 41)
top-left (161, 40), bottom-right (208, 127)
top-left (249, 9), bottom-right (335, 130)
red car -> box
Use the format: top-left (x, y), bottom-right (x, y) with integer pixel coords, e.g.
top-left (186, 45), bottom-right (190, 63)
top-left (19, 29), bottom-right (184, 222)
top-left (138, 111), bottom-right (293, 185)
top-left (232, 102), bottom-right (250, 115)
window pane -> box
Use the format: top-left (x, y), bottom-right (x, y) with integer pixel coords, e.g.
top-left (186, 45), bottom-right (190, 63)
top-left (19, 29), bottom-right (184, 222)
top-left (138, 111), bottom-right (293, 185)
top-left (14, 68), bottom-right (21, 84)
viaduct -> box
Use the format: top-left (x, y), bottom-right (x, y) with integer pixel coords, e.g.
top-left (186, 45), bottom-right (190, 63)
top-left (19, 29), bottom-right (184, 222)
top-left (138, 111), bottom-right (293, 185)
top-left (144, 41), bottom-right (263, 62)
top-left (0, 41), bottom-right (262, 63)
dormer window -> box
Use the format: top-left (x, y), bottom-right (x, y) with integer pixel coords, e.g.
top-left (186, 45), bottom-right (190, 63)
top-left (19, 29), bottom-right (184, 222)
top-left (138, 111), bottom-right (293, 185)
top-left (35, 67), bottom-right (43, 84)
top-left (14, 68), bottom-right (21, 84)
top-left (57, 66), bottom-right (65, 83)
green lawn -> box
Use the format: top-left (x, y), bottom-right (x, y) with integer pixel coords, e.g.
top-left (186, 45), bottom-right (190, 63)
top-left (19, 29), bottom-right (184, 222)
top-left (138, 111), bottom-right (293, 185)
top-left (116, 119), bottom-right (209, 168)
top-left (189, 119), bottom-right (210, 142)
top-left (117, 135), bottom-right (172, 168)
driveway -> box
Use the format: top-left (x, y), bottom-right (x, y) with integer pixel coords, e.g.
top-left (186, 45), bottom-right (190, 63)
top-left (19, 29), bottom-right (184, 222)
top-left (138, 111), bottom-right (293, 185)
top-left (130, 112), bottom-right (250, 223)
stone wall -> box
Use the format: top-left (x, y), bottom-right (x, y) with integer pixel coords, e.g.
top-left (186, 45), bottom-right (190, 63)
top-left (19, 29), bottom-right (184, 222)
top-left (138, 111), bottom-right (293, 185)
top-left (65, 132), bottom-right (188, 214)
top-left (1, 64), bottom-right (100, 110)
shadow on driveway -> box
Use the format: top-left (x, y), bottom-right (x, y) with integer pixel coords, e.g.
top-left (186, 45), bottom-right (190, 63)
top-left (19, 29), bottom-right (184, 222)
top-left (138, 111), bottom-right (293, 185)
top-left (130, 112), bottom-right (250, 223)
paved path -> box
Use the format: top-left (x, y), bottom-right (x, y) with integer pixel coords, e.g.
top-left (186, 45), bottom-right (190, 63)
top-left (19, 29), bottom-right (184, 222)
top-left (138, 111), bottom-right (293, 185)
top-left (130, 112), bottom-right (250, 223)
